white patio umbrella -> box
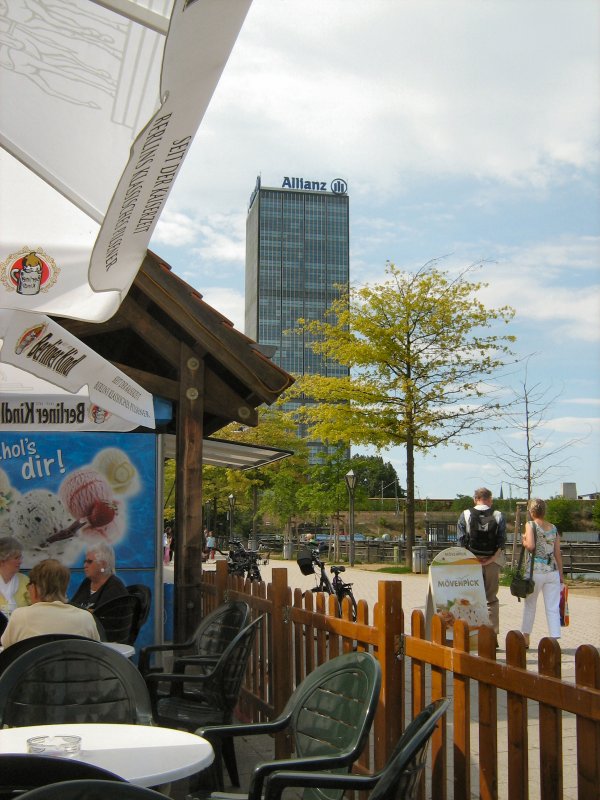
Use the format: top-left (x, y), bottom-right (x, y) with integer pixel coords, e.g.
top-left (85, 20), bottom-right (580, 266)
top-left (0, 0), bottom-right (253, 424)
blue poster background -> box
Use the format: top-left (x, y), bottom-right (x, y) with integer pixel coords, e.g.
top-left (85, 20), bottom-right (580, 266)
top-left (0, 432), bottom-right (158, 652)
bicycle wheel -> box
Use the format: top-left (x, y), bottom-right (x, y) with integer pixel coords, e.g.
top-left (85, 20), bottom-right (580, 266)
top-left (339, 588), bottom-right (357, 621)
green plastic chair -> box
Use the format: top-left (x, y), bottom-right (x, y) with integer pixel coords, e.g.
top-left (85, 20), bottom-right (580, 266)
top-left (138, 600), bottom-right (250, 676)
top-left (195, 650), bottom-right (382, 800)
top-left (262, 698), bottom-right (450, 800)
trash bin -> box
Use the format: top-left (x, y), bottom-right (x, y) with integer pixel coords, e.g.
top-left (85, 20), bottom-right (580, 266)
top-left (412, 545), bottom-right (427, 574)
top-left (283, 542), bottom-right (293, 560)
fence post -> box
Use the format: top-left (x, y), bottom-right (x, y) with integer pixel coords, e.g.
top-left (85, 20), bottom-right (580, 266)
top-left (270, 567), bottom-right (293, 758)
top-left (575, 644), bottom-right (600, 798)
top-left (215, 560), bottom-right (228, 605)
top-left (374, 580), bottom-right (403, 770)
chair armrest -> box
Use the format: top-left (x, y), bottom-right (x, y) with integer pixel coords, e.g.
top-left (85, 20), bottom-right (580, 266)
top-left (249, 753), bottom-right (358, 800)
top-left (172, 655), bottom-right (220, 673)
top-left (144, 670), bottom-right (216, 685)
top-left (138, 641), bottom-right (193, 674)
top-left (197, 714), bottom-right (291, 743)
top-left (263, 770), bottom-right (377, 800)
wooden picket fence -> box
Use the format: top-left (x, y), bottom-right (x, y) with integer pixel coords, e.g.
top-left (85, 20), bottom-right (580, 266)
top-left (198, 562), bottom-right (600, 800)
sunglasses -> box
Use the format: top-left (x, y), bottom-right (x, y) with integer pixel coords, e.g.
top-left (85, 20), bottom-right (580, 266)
top-left (83, 559), bottom-right (95, 565)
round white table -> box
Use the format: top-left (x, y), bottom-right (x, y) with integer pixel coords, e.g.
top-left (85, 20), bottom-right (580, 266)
top-left (0, 723), bottom-right (214, 787)
top-left (102, 641), bottom-right (136, 658)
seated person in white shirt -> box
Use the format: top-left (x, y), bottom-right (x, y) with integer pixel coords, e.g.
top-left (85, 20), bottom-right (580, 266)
top-left (1, 558), bottom-right (100, 648)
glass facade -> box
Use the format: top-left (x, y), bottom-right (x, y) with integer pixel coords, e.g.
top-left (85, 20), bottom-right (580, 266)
top-left (245, 178), bottom-right (350, 460)
top-left (245, 182), bottom-right (349, 378)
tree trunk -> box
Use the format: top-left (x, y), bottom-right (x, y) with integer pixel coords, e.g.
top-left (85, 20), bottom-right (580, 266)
top-left (405, 435), bottom-right (415, 567)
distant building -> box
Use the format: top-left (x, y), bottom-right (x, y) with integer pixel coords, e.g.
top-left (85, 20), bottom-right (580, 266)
top-left (561, 482), bottom-right (578, 499)
top-left (245, 176), bottom-right (350, 460)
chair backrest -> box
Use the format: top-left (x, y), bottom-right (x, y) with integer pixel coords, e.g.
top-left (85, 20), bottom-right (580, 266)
top-left (17, 779), bottom-right (168, 800)
top-left (370, 698), bottom-right (451, 800)
top-left (200, 615), bottom-right (263, 712)
top-left (283, 652), bottom-right (382, 800)
top-left (0, 638), bottom-right (153, 727)
top-left (0, 633), bottom-right (95, 676)
top-left (126, 584), bottom-right (152, 642)
top-left (191, 600), bottom-right (251, 659)
top-left (0, 754), bottom-right (124, 799)
top-left (93, 593), bottom-right (141, 644)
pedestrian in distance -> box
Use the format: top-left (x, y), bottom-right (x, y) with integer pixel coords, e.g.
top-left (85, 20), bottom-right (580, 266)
top-left (206, 531), bottom-right (216, 560)
top-left (457, 487), bottom-right (506, 641)
top-left (520, 498), bottom-right (563, 647)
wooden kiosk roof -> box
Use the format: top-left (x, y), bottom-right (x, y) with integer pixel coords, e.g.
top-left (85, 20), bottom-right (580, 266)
top-left (57, 250), bottom-right (294, 638)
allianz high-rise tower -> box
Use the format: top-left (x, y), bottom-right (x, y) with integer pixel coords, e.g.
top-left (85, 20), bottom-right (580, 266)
top-left (245, 176), bottom-right (350, 459)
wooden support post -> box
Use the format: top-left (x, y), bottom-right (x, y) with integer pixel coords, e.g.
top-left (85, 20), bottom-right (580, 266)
top-left (270, 568), bottom-right (292, 758)
top-left (175, 343), bottom-right (205, 640)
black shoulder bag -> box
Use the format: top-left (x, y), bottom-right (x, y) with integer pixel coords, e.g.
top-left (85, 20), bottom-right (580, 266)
top-left (510, 524), bottom-right (536, 601)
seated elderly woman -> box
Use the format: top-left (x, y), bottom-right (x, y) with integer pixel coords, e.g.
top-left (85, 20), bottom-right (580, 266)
top-left (70, 541), bottom-right (127, 611)
top-left (0, 559), bottom-right (100, 648)
top-left (0, 536), bottom-right (30, 618)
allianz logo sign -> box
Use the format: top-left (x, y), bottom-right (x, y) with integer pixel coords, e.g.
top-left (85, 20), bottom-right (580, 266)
top-left (281, 177), bottom-right (348, 194)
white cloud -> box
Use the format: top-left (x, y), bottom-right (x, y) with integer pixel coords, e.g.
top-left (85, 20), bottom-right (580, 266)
top-left (163, 0), bottom-right (600, 216)
top-left (541, 416), bottom-right (600, 436)
top-left (153, 211), bottom-right (198, 247)
top-left (569, 398), bottom-right (600, 406)
top-left (198, 287), bottom-right (245, 332)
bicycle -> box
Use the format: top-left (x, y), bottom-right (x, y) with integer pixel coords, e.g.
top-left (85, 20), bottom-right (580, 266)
top-left (223, 540), bottom-right (268, 582)
top-left (296, 544), bottom-right (358, 620)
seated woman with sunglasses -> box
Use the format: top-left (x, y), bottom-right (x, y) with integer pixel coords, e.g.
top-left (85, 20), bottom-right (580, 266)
top-left (70, 542), bottom-right (127, 611)
top-left (1, 559), bottom-right (100, 647)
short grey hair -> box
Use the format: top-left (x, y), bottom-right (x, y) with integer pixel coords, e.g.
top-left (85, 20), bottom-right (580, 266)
top-left (473, 487), bottom-right (493, 503)
top-left (0, 536), bottom-right (23, 563)
top-left (88, 541), bottom-right (116, 575)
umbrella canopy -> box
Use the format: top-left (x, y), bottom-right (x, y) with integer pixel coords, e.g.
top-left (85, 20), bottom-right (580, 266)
top-left (0, 0), bottom-right (253, 422)
top-left (0, 0), bottom-right (252, 321)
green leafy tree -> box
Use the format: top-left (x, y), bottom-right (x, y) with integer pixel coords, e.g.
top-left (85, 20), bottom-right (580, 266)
top-left (451, 495), bottom-right (474, 513)
top-left (546, 497), bottom-right (577, 532)
top-left (592, 498), bottom-right (600, 529)
top-left (285, 261), bottom-right (516, 565)
top-left (350, 454), bottom-right (402, 501)
top-left (215, 408), bottom-right (310, 541)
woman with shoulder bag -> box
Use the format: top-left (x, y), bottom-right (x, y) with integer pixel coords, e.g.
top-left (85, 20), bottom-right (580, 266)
top-left (521, 498), bottom-right (563, 648)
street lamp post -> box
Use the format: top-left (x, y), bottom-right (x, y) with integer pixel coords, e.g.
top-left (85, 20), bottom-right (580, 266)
top-left (228, 493), bottom-right (235, 542)
top-left (345, 470), bottom-right (357, 567)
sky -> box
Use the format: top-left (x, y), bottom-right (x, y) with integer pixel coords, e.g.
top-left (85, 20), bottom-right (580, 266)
top-left (150, 0), bottom-right (600, 501)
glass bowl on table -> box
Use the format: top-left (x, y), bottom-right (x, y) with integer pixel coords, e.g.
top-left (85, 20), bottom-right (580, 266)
top-left (26, 735), bottom-right (82, 757)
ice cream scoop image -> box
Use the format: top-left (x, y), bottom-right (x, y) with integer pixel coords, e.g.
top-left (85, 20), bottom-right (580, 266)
top-left (92, 448), bottom-right (139, 496)
top-left (0, 469), bottom-right (20, 536)
top-left (11, 489), bottom-right (83, 566)
top-left (58, 468), bottom-right (124, 545)
top-left (60, 468), bottom-right (115, 520)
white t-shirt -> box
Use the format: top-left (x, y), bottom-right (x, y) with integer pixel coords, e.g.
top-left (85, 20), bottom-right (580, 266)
top-left (1, 601), bottom-right (100, 648)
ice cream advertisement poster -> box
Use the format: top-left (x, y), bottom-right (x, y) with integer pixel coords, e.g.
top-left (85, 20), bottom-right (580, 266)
top-left (0, 432), bottom-right (157, 569)
top-left (428, 546), bottom-right (489, 633)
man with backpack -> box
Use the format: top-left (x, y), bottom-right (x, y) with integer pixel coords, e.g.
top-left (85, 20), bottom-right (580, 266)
top-left (457, 487), bottom-right (506, 641)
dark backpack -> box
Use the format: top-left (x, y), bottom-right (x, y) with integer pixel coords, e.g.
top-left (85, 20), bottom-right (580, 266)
top-left (467, 507), bottom-right (499, 556)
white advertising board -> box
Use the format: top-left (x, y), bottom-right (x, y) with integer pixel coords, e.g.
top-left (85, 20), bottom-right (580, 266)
top-left (426, 546), bottom-right (489, 639)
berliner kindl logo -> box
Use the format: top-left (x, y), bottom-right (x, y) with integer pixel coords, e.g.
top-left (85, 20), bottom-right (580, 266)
top-left (330, 178), bottom-right (348, 194)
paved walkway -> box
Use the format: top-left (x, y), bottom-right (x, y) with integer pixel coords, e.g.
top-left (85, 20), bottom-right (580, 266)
top-left (199, 556), bottom-right (600, 679)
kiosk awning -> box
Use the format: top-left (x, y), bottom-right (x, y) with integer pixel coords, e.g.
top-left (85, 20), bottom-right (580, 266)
top-left (161, 434), bottom-right (293, 471)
